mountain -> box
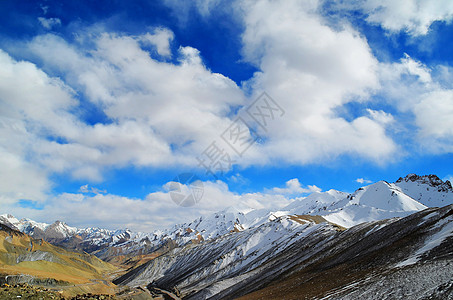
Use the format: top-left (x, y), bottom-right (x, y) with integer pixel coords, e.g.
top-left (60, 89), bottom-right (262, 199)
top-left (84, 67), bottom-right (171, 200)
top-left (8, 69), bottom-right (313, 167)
top-left (0, 223), bottom-right (117, 297)
top-left (0, 174), bottom-right (452, 299)
top-left (318, 180), bottom-right (428, 227)
top-left (243, 177), bottom-right (444, 229)
top-left (0, 215), bottom-right (77, 240)
top-left (240, 204), bottom-right (453, 300)
top-left (114, 204), bottom-right (453, 299)
top-left (1, 174), bottom-right (451, 266)
top-left (395, 174), bottom-right (453, 206)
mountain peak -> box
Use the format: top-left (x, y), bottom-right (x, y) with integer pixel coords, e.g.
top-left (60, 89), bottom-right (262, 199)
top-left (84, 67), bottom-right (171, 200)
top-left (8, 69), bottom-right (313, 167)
top-left (396, 174), bottom-right (452, 191)
top-left (394, 174), bottom-right (452, 207)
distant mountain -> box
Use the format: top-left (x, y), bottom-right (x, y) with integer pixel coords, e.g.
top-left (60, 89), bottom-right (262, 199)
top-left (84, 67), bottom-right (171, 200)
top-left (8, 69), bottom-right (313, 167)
top-left (395, 174), bottom-right (453, 206)
top-left (0, 223), bottom-right (117, 296)
top-left (0, 215), bottom-right (77, 239)
top-left (1, 174), bottom-right (452, 267)
top-left (242, 175), bottom-right (451, 228)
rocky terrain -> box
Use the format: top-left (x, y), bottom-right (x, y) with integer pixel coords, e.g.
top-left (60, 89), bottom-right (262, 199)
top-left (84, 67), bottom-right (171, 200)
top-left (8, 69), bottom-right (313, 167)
top-left (110, 204), bottom-right (453, 299)
top-left (1, 174), bottom-right (452, 299)
top-left (0, 223), bottom-right (118, 298)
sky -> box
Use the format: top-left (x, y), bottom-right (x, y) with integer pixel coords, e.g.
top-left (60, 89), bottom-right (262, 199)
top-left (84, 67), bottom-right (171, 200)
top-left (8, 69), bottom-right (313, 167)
top-left (0, 0), bottom-right (452, 231)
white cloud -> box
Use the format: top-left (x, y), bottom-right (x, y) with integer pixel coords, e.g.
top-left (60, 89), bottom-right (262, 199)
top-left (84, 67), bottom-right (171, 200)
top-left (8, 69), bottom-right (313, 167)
top-left (378, 55), bottom-right (453, 152)
top-left (0, 148), bottom-right (50, 204)
top-left (238, 0), bottom-right (396, 164)
top-left (0, 32), bottom-right (246, 205)
top-left (367, 109), bottom-right (395, 125)
top-left (79, 184), bottom-right (106, 195)
top-left (5, 178), bottom-right (318, 231)
top-left (140, 28), bottom-right (174, 57)
top-left (272, 178), bottom-right (321, 195)
top-left (414, 90), bottom-right (453, 138)
top-left (356, 178), bottom-right (372, 184)
top-left (0, 30), bottom-right (247, 183)
top-left (17, 4), bottom-right (409, 178)
top-left (0, 49), bottom-right (77, 203)
top-left (38, 17), bottom-right (61, 30)
top-left (339, 0), bottom-right (453, 35)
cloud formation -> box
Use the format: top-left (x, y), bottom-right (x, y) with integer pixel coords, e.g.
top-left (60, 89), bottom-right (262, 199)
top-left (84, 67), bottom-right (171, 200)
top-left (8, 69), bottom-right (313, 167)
top-left (1, 0), bottom-right (453, 230)
top-left (334, 0), bottom-right (453, 35)
top-left (6, 178), bottom-right (311, 231)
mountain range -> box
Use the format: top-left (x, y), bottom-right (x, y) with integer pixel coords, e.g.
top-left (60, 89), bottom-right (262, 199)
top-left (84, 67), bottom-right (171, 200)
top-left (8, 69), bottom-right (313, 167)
top-left (1, 174), bottom-right (452, 299)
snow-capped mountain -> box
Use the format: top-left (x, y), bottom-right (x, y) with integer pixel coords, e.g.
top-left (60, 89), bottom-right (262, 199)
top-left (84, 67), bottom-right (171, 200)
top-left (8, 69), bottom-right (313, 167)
top-left (1, 174), bottom-right (451, 264)
top-left (115, 204), bottom-right (453, 299)
top-left (395, 174), bottom-right (453, 206)
top-left (318, 180), bottom-right (428, 227)
top-left (0, 208), bottom-right (250, 263)
top-left (241, 175), bottom-right (450, 229)
top-left (0, 215), bottom-right (77, 239)
top-left (1, 174), bottom-right (452, 299)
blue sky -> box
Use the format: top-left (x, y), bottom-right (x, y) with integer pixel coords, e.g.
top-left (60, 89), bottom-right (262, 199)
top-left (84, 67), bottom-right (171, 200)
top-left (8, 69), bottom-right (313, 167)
top-left (1, 0), bottom-right (452, 231)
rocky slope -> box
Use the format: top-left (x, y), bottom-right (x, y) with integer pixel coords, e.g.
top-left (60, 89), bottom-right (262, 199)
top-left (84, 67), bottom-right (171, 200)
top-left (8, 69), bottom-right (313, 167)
top-left (114, 204), bottom-right (453, 300)
top-left (0, 223), bottom-right (117, 296)
top-left (240, 204), bottom-right (453, 300)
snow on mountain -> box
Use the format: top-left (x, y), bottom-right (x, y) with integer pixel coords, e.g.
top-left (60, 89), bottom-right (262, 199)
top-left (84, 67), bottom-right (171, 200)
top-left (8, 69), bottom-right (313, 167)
top-left (318, 181), bottom-right (428, 228)
top-left (243, 180), bottom-right (433, 229)
top-left (114, 214), bottom-right (341, 290)
top-left (395, 174), bottom-right (453, 207)
top-left (0, 214), bottom-right (76, 238)
top-left (0, 208), bottom-right (249, 262)
top-left (1, 174), bottom-right (451, 262)
top-left (169, 207), bottom-right (247, 241)
top-left (115, 205), bottom-right (453, 299)
top-left (0, 214), bottom-right (21, 230)
top-left (283, 189), bottom-right (349, 214)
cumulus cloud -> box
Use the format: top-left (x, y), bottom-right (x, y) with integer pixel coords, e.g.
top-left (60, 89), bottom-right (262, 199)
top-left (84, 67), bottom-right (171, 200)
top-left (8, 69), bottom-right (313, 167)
top-left (414, 90), bottom-right (453, 138)
top-left (378, 54), bottom-right (453, 152)
top-left (271, 178), bottom-right (321, 195)
top-left (0, 49), bottom-right (77, 203)
top-left (0, 30), bottom-right (249, 206)
top-left (1, 30), bottom-right (247, 182)
top-left (237, 0), bottom-right (396, 165)
top-left (5, 178), bottom-right (317, 231)
top-left (79, 184), bottom-right (106, 195)
top-left (335, 0), bottom-right (453, 35)
top-left (139, 28), bottom-right (174, 57)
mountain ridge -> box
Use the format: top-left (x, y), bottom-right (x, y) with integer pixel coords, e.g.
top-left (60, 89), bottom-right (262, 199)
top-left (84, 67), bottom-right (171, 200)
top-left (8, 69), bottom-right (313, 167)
top-left (0, 174), bottom-right (452, 299)
top-left (1, 174), bottom-right (451, 265)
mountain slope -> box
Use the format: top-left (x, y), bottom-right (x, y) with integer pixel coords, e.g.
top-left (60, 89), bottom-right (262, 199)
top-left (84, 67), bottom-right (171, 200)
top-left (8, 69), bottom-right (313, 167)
top-left (114, 204), bottom-right (453, 299)
top-left (113, 215), bottom-right (344, 294)
top-left (0, 223), bottom-right (117, 295)
top-left (239, 204), bottom-right (453, 300)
